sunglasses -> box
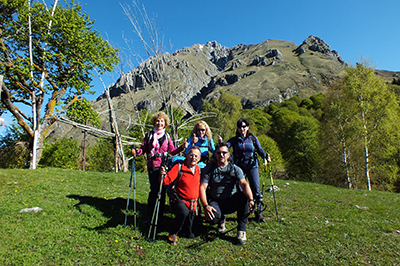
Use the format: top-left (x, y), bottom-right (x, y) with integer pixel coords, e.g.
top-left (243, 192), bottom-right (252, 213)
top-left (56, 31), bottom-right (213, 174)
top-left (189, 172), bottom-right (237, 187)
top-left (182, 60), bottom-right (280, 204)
top-left (239, 125), bottom-right (248, 128)
top-left (197, 128), bottom-right (206, 132)
top-left (216, 151), bottom-right (229, 156)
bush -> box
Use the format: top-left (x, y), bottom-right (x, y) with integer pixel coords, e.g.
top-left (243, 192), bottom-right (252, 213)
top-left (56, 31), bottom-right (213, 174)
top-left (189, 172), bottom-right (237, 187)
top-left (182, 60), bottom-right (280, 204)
top-left (0, 125), bottom-right (31, 168)
top-left (40, 138), bottom-right (81, 169)
top-left (86, 139), bottom-right (114, 172)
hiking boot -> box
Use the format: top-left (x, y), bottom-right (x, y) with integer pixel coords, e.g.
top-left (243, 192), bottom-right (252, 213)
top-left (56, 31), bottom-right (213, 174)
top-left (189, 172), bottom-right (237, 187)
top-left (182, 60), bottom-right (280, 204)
top-left (237, 231), bottom-right (247, 245)
top-left (217, 218), bottom-right (226, 233)
top-left (168, 234), bottom-right (178, 245)
top-left (256, 212), bottom-right (266, 223)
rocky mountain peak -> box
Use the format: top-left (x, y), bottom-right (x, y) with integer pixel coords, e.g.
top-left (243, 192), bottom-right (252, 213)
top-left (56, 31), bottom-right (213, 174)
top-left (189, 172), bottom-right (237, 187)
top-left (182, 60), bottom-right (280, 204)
top-left (295, 35), bottom-right (344, 63)
top-left (94, 35), bottom-right (347, 115)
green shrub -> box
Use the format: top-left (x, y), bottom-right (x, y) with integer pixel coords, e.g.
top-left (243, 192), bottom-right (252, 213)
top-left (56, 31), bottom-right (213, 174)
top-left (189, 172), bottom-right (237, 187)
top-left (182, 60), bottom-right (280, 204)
top-left (86, 139), bottom-right (114, 172)
top-left (0, 124), bottom-right (31, 168)
top-left (40, 138), bottom-right (81, 169)
top-left (300, 98), bottom-right (313, 109)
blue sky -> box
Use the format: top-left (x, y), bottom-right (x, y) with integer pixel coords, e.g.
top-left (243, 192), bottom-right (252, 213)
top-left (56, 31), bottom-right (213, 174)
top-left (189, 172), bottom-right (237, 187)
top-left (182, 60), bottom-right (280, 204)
top-left (1, 0), bottom-right (399, 131)
top-left (81, 0), bottom-right (399, 98)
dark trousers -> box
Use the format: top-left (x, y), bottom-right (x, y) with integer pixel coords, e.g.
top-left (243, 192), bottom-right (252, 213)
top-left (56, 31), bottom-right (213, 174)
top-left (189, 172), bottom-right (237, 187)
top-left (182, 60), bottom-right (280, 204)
top-left (170, 198), bottom-right (196, 237)
top-left (147, 169), bottom-right (166, 223)
top-left (208, 192), bottom-right (249, 231)
top-left (244, 167), bottom-right (263, 213)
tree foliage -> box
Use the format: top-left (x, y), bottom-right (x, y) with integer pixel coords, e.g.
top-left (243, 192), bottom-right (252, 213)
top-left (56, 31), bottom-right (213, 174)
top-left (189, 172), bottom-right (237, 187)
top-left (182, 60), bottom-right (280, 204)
top-left (0, 123), bottom-right (30, 168)
top-left (343, 62), bottom-right (399, 190)
top-left (202, 90), bottom-right (242, 140)
top-left (319, 62), bottom-right (400, 191)
top-left (0, 0), bottom-right (119, 168)
top-left (66, 98), bottom-right (101, 127)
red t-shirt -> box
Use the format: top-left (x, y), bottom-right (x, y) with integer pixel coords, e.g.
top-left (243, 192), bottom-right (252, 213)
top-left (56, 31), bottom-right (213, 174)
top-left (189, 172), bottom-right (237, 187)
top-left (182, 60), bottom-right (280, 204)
top-left (163, 160), bottom-right (200, 208)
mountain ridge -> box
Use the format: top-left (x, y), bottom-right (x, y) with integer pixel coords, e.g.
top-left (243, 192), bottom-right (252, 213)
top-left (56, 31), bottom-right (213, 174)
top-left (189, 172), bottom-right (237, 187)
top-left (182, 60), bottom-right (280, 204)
top-left (47, 35), bottom-right (399, 143)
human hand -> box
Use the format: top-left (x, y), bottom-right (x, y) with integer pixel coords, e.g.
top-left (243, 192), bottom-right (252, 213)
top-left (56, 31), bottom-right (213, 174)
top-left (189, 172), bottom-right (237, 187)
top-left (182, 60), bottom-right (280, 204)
top-left (131, 148), bottom-right (137, 156)
top-left (160, 166), bottom-right (167, 176)
top-left (249, 200), bottom-right (255, 213)
top-left (204, 205), bottom-right (216, 221)
top-left (192, 133), bottom-right (198, 144)
top-left (267, 154), bottom-right (271, 162)
top-left (218, 135), bottom-right (223, 143)
top-left (183, 138), bottom-right (188, 149)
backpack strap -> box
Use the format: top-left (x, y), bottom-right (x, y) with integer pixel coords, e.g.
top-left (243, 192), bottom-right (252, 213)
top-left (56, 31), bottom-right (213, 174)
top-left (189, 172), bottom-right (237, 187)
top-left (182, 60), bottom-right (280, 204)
top-left (170, 163), bottom-right (183, 191)
top-left (250, 134), bottom-right (259, 162)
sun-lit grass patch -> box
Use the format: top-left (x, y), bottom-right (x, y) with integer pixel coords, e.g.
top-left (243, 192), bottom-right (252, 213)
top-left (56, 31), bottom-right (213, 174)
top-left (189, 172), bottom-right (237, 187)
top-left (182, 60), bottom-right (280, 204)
top-left (0, 167), bottom-right (399, 265)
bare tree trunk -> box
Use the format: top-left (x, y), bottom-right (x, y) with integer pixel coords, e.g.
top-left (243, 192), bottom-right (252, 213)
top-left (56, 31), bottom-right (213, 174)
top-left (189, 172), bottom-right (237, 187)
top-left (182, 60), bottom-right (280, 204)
top-left (341, 140), bottom-right (352, 189)
top-left (105, 87), bottom-right (127, 172)
top-left (363, 128), bottom-right (371, 191)
top-left (82, 119), bottom-right (88, 171)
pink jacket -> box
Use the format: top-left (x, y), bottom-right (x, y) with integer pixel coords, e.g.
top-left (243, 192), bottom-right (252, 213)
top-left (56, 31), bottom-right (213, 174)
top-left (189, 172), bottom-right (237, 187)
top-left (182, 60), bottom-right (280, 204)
top-left (137, 131), bottom-right (184, 168)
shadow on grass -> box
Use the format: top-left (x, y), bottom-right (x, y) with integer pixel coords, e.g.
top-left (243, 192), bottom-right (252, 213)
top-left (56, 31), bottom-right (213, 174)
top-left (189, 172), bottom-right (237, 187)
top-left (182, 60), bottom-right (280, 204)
top-left (186, 217), bottom-right (238, 248)
top-left (67, 195), bottom-right (147, 230)
top-left (67, 194), bottom-right (175, 236)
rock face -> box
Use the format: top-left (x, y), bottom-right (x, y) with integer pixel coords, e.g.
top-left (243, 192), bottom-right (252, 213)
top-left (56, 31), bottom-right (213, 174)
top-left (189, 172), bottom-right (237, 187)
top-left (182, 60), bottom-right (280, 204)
top-left (93, 35), bottom-right (346, 117)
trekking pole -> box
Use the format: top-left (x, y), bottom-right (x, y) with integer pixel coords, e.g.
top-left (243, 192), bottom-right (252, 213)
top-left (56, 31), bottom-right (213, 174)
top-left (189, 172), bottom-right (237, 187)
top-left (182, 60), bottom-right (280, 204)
top-left (147, 154), bottom-right (168, 241)
top-left (256, 158), bottom-right (267, 215)
top-left (124, 156), bottom-right (136, 228)
top-left (268, 161), bottom-right (279, 222)
top-left (133, 157), bottom-right (137, 229)
top-left (147, 172), bottom-right (166, 241)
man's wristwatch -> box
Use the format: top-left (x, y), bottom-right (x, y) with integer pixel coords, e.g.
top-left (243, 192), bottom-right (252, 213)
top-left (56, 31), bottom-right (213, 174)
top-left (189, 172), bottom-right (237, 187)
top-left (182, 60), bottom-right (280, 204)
top-left (249, 199), bottom-right (255, 202)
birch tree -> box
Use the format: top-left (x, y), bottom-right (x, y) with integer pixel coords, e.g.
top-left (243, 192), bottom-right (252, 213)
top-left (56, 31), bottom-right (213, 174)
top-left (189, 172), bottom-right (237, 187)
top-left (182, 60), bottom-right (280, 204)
top-left (321, 81), bottom-right (358, 189)
top-left (343, 62), bottom-right (399, 190)
top-left (0, 0), bottom-right (118, 168)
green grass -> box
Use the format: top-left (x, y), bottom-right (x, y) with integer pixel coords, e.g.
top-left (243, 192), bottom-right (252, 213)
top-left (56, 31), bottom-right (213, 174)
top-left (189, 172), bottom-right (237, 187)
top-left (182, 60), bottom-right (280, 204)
top-left (0, 168), bottom-right (399, 265)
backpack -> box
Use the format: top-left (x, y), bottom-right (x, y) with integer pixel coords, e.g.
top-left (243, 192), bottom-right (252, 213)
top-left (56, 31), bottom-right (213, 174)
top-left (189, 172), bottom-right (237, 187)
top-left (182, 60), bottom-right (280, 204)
top-left (231, 135), bottom-right (259, 170)
top-left (166, 163), bottom-right (183, 202)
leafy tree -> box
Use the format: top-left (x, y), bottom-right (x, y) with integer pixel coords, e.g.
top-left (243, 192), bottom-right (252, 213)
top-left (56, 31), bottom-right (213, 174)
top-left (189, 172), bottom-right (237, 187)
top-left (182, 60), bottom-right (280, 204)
top-left (257, 134), bottom-right (285, 175)
top-left (320, 81), bottom-right (359, 189)
top-left (0, 0), bottom-right (119, 169)
top-left (310, 93), bottom-right (325, 109)
top-left (300, 98), bottom-right (313, 109)
top-left (66, 98), bottom-right (101, 127)
top-left (270, 107), bottom-right (300, 151)
top-left (285, 116), bottom-right (320, 181)
top-left (203, 91), bottom-right (242, 141)
top-left (343, 62), bottom-right (399, 190)
top-left (280, 100), bottom-right (299, 112)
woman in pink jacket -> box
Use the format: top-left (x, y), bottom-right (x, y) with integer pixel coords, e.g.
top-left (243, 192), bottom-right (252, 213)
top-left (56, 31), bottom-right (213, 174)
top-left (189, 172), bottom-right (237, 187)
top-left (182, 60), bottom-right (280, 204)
top-left (132, 111), bottom-right (187, 225)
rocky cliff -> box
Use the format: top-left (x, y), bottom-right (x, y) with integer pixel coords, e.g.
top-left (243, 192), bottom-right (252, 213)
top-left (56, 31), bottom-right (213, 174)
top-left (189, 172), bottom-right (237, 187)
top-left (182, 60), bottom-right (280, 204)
top-left (93, 35), bottom-right (346, 114)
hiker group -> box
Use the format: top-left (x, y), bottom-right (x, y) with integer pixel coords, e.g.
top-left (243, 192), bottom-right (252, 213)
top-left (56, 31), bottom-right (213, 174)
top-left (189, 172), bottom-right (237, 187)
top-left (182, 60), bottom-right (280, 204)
top-left (131, 111), bottom-right (271, 245)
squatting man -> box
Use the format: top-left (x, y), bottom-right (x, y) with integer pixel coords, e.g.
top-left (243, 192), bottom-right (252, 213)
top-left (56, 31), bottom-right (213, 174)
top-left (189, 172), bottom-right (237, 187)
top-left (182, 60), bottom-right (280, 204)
top-left (199, 142), bottom-right (255, 245)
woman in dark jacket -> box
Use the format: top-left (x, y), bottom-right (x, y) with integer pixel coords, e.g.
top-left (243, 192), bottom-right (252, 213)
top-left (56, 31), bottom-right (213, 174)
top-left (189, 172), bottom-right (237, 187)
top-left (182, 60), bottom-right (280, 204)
top-left (220, 118), bottom-right (270, 222)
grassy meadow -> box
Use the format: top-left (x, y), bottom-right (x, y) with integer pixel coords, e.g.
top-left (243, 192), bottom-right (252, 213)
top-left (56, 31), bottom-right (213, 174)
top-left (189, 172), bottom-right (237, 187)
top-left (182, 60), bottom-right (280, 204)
top-left (0, 167), bottom-right (399, 265)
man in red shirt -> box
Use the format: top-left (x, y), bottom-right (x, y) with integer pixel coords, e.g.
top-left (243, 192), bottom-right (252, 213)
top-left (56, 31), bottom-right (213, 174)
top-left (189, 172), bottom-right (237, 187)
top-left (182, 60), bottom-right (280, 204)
top-left (162, 146), bottom-right (201, 245)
